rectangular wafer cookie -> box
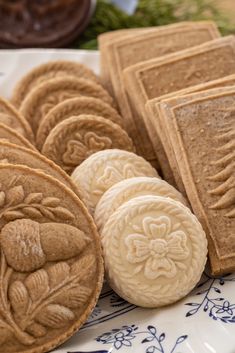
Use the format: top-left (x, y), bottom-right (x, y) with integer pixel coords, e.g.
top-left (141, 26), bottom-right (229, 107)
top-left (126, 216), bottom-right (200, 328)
top-left (146, 74), bottom-right (235, 193)
top-left (159, 87), bottom-right (235, 275)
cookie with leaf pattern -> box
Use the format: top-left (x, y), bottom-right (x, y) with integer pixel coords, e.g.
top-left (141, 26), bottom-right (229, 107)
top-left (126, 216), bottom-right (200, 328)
top-left (0, 123), bottom-right (36, 150)
top-left (36, 96), bottom-right (124, 150)
top-left (42, 115), bottom-right (134, 174)
top-left (20, 77), bottom-right (116, 134)
top-left (11, 61), bottom-right (100, 109)
top-left (0, 97), bottom-right (34, 143)
top-left (0, 164), bottom-right (103, 353)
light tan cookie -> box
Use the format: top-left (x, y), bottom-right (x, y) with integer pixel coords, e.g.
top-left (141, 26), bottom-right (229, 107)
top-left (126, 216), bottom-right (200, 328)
top-left (0, 164), bottom-right (103, 353)
top-left (11, 60), bottom-right (100, 108)
top-left (102, 195), bottom-right (207, 307)
top-left (20, 77), bottom-right (116, 134)
top-left (0, 96), bottom-right (34, 143)
top-left (36, 97), bottom-right (124, 150)
top-left (0, 123), bottom-right (36, 150)
top-left (95, 176), bottom-right (187, 231)
top-left (0, 141), bottom-right (81, 199)
top-left (42, 115), bottom-right (134, 174)
top-left (71, 149), bottom-right (159, 213)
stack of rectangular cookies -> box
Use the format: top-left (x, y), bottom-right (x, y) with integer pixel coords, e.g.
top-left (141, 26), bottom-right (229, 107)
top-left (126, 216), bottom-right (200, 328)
top-left (99, 21), bottom-right (235, 276)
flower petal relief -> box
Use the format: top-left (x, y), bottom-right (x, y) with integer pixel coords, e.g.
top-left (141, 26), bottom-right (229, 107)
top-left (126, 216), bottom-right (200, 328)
top-left (125, 216), bottom-right (190, 279)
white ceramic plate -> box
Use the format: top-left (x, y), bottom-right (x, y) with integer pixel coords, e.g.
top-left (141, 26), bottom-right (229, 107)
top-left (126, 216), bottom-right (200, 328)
top-left (0, 49), bottom-right (234, 353)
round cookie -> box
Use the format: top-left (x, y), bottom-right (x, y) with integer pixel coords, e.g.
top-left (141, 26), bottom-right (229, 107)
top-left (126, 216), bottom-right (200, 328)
top-left (71, 149), bottom-right (159, 213)
top-left (20, 77), bottom-right (115, 134)
top-left (102, 195), bottom-right (207, 307)
top-left (42, 115), bottom-right (134, 174)
top-left (0, 97), bottom-right (34, 142)
top-left (36, 97), bottom-right (124, 150)
top-left (0, 141), bottom-right (82, 199)
top-left (0, 164), bottom-right (103, 353)
top-left (95, 177), bottom-right (187, 231)
top-left (12, 61), bottom-right (100, 108)
top-left (0, 123), bottom-right (36, 150)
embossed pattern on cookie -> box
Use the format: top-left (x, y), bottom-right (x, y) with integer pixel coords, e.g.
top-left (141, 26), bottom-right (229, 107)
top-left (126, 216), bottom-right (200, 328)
top-left (12, 61), bottom-right (100, 108)
top-left (95, 176), bottom-right (186, 231)
top-left (101, 195), bottom-right (207, 307)
top-left (20, 77), bottom-right (115, 134)
top-left (0, 123), bottom-right (36, 150)
top-left (72, 149), bottom-right (159, 214)
top-left (42, 115), bottom-right (134, 174)
top-left (36, 97), bottom-right (124, 150)
top-left (0, 164), bottom-right (103, 353)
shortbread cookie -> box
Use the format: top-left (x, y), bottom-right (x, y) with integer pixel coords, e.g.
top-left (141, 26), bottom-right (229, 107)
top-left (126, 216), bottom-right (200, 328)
top-left (36, 97), bottom-right (124, 150)
top-left (105, 22), bottom-right (220, 179)
top-left (0, 123), bottom-right (36, 150)
top-left (20, 77), bottom-right (115, 134)
top-left (95, 176), bottom-right (187, 231)
top-left (0, 164), bottom-right (103, 353)
top-left (160, 87), bottom-right (235, 275)
top-left (71, 149), bottom-right (159, 213)
top-left (0, 96), bottom-right (34, 142)
top-left (0, 141), bottom-right (81, 198)
top-left (102, 195), bottom-right (207, 307)
top-left (42, 115), bottom-right (134, 174)
top-left (12, 60), bottom-right (100, 108)
top-left (123, 36), bottom-right (235, 181)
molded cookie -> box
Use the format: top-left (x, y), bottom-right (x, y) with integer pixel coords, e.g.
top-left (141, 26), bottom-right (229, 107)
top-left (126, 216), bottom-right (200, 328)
top-left (11, 60), bottom-right (100, 108)
top-left (20, 77), bottom-right (115, 134)
top-left (0, 164), bottom-right (103, 353)
top-left (102, 195), bottom-right (207, 307)
top-left (42, 115), bottom-right (134, 174)
top-left (36, 97), bottom-right (124, 150)
top-left (71, 149), bottom-right (159, 214)
top-left (95, 176), bottom-right (187, 231)
top-left (0, 141), bottom-right (81, 198)
top-left (0, 96), bottom-right (34, 142)
top-left (0, 123), bottom-right (36, 150)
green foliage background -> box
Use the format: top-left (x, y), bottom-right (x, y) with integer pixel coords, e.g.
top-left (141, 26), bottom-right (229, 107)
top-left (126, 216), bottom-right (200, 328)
top-left (74, 0), bottom-right (234, 50)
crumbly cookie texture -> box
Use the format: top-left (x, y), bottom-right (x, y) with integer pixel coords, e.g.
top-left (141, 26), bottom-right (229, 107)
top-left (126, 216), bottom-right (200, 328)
top-left (95, 176), bottom-right (186, 231)
top-left (101, 195), bottom-right (207, 308)
top-left (0, 164), bottom-right (103, 353)
top-left (71, 149), bottom-right (159, 214)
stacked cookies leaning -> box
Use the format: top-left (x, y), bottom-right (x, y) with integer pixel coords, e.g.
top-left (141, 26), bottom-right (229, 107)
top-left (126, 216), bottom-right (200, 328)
top-left (99, 21), bottom-right (235, 277)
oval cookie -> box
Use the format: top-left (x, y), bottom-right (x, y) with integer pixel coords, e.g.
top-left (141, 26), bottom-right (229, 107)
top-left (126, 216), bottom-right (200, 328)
top-left (0, 141), bottom-right (81, 199)
top-left (36, 97), bottom-right (124, 150)
top-left (102, 195), bottom-right (207, 307)
top-left (42, 115), bottom-right (134, 174)
top-left (95, 176), bottom-right (187, 231)
top-left (0, 123), bottom-right (36, 150)
top-left (0, 96), bottom-right (34, 142)
top-left (0, 164), bottom-right (103, 353)
top-left (12, 60), bottom-right (100, 108)
top-left (71, 149), bottom-right (159, 213)
top-left (20, 77), bottom-right (115, 134)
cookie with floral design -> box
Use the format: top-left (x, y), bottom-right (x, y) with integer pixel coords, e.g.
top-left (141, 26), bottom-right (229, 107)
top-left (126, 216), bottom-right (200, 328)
top-left (42, 115), bottom-right (134, 175)
top-left (72, 149), bottom-right (159, 214)
top-left (0, 164), bottom-right (103, 353)
top-left (0, 123), bottom-right (36, 150)
top-left (102, 195), bottom-right (207, 307)
top-left (95, 176), bottom-right (187, 231)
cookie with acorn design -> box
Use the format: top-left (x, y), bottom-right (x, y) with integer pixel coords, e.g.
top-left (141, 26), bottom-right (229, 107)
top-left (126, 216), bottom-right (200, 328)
top-left (95, 176), bottom-right (187, 231)
top-left (36, 97), bottom-right (124, 150)
top-left (0, 164), bottom-right (103, 353)
top-left (71, 149), bottom-right (159, 213)
top-left (42, 115), bottom-right (134, 174)
top-left (0, 96), bottom-right (34, 143)
top-left (0, 123), bottom-right (36, 150)
top-left (11, 61), bottom-right (100, 109)
top-left (0, 141), bottom-right (82, 199)
top-left (101, 195), bottom-right (207, 307)
top-left (20, 77), bottom-right (115, 134)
